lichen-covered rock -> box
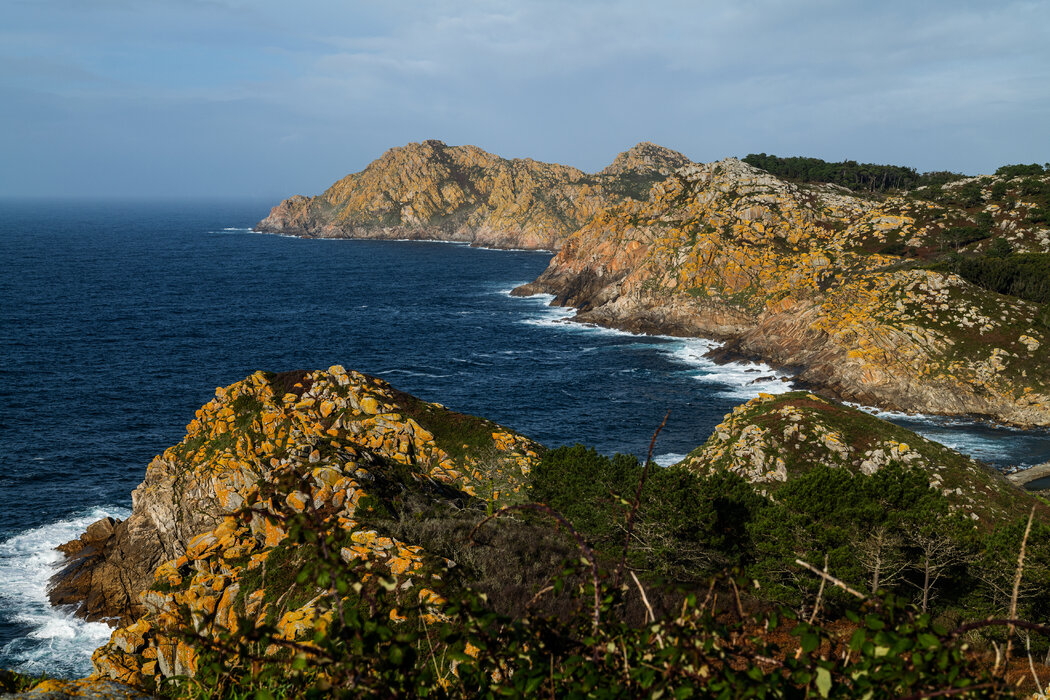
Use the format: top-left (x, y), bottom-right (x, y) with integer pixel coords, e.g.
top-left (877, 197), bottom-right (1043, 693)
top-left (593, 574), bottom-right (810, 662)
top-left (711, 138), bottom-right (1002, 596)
top-left (679, 391), bottom-right (1038, 524)
top-left (47, 367), bottom-right (542, 688)
top-left (0, 677), bottom-right (151, 699)
top-left (255, 140), bottom-right (691, 250)
top-left (516, 158), bottom-right (1050, 426)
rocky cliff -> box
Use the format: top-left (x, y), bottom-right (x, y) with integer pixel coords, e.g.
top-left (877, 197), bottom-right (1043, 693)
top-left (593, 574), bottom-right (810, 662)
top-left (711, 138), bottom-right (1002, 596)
top-left (255, 140), bottom-right (690, 250)
top-left (50, 367), bottom-right (541, 686)
top-left (515, 159), bottom-right (1050, 427)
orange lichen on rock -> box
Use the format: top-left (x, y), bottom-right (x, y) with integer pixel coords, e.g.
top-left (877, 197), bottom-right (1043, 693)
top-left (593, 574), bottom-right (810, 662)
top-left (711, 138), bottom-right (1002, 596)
top-left (86, 366), bottom-right (543, 687)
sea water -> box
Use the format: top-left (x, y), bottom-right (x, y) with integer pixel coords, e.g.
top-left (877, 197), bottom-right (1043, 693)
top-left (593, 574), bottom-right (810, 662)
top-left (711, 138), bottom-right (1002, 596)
top-left (1, 199), bottom-right (1048, 676)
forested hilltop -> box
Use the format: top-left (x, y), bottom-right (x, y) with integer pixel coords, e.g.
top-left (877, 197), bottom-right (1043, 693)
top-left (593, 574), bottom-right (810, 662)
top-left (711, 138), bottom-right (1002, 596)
top-left (9, 370), bottom-right (1050, 698)
top-left (742, 154), bottom-right (1049, 195)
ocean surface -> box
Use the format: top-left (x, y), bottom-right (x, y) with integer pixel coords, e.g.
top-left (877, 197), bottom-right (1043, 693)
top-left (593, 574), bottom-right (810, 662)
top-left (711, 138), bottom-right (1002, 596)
top-left (2, 199), bottom-right (1049, 678)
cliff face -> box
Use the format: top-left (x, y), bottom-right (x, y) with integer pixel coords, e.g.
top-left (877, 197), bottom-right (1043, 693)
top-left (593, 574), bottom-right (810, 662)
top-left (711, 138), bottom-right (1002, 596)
top-left (255, 140), bottom-right (691, 250)
top-left (515, 159), bottom-right (1050, 427)
top-left (50, 367), bottom-right (541, 686)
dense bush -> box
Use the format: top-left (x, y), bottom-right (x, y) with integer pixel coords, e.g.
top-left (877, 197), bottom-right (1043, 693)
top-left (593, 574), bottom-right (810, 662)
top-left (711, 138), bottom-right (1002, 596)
top-left (742, 153), bottom-right (928, 192)
top-left (932, 252), bottom-right (1050, 305)
top-left (995, 164), bottom-right (1049, 178)
top-left (158, 445), bottom-right (1050, 698)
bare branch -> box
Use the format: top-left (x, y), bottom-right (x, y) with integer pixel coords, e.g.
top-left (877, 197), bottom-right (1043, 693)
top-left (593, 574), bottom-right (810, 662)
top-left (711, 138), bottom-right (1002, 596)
top-left (614, 411), bottom-right (670, 588)
top-left (1027, 634), bottom-right (1044, 697)
top-left (1005, 506), bottom-right (1036, 669)
top-left (795, 558), bottom-right (868, 601)
top-left (808, 553), bottom-right (829, 625)
top-left (949, 618), bottom-right (1050, 639)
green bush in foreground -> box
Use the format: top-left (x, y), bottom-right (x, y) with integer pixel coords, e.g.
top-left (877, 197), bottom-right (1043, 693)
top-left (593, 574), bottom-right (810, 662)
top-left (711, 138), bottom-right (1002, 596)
top-left (153, 445), bottom-right (1050, 698)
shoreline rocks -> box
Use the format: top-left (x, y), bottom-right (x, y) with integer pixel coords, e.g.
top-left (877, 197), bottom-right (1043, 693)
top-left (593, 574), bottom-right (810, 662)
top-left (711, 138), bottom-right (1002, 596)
top-left (514, 159), bottom-right (1050, 428)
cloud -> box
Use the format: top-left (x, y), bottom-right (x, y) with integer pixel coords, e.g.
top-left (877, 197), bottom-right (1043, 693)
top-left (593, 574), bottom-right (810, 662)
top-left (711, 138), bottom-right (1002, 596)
top-left (2, 0), bottom-right (1048, 196)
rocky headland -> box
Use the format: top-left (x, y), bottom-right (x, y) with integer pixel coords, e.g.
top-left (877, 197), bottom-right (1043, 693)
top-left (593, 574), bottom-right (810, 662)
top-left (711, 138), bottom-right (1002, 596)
top-left (514, 159), bottom-right (1050, 427)
top-left (48, 367), bottom-right (541, 686)
top-left (38, 369), bottom-right (1046, 693)
top-left (255, 140), bottom-right (689, 250)
top-left (259, 142), bottom-right (1050, 426)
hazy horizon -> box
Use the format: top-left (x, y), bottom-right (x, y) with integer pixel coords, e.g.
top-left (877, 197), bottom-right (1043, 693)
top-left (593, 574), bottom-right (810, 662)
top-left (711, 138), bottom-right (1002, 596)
top-left (3, 1), bottom-right (1048, 199)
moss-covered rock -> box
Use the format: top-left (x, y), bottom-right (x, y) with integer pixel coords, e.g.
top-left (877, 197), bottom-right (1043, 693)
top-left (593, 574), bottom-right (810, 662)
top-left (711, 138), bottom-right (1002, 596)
top-left (517, 159), bottom-right (1050, 426)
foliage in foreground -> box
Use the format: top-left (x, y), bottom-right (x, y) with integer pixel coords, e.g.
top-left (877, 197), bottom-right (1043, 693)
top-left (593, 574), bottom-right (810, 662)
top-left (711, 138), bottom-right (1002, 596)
top-left (153, 445), bottom-right (1050, 699)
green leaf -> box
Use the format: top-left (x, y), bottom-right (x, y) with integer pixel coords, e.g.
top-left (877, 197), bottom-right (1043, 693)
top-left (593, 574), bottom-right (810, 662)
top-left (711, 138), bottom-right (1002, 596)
top-left (815, 667), bottom-right (832, 698)
top-left (801, 633), bottom-right (820, 653)
top-left (917, 633), bottom-right (940, 649)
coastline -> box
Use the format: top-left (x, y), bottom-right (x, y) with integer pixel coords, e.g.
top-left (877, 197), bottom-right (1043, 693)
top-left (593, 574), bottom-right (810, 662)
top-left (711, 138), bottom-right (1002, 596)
top-left (1007, 460), bottom-right (1050, 488)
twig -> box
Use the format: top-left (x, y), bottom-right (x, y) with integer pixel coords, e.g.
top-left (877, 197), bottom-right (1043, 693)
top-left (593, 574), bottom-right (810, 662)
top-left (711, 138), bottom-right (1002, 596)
top-left (614, 411), bottom-right (670, 588)
top-left (729, 578), bottom-right (745, 620)
top-left (897, 682), bottom-right (997, 700)
top-left (420, 613), bottom-right (448, 684)
top-left (808, 554), bottom-right (829, 625)
top-left (700, 577), bottom-right (717, 613)
top-left (949, 618), bottom-right (1050, 640)
top-left (471, 502), bottom-right (602, 634)
top-left (629, 571), bottom-right (656, 624)
top-left (527, 585), bottom-right (555, 610)
top-left (795, 559), bottom-right (867, 601)
top-left (1005, 506), bottom-right (1036, 671)
top-left (629, 571), bottom-right (664, 650)
top-left (1027, 634), bottom-right (1044, 696)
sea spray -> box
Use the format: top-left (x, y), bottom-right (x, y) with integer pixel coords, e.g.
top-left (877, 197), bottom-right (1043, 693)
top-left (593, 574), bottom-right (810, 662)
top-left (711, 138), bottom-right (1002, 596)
top-left (0, 506), bottom-right (131, 678)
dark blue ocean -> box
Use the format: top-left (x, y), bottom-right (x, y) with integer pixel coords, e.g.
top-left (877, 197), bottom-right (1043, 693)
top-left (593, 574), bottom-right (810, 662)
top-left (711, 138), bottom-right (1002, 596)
top-left (2, 199), bottom-right (1049, 677)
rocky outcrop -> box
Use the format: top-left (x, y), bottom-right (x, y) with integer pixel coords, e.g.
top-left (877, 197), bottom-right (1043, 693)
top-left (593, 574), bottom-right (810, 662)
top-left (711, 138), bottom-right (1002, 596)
top-left (48, 367), bottom-right (541, 687)
top-left (255, 140), bottom-right (691, 250)
top-left (0, 677), bottom-right (150, 699)
top-left (49, 516), bottom-right (165, 624)
top-left (679, 391), bottom-right (1042, 525)
top-left (515, 159), bottom-right (1050, 427)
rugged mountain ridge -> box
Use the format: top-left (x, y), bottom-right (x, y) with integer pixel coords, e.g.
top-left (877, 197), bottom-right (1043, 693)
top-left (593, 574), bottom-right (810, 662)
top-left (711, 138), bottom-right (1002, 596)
top-left (255, 140), bottom-right (690, 250)
top-left (514, 159), bottom-right (1050, 427)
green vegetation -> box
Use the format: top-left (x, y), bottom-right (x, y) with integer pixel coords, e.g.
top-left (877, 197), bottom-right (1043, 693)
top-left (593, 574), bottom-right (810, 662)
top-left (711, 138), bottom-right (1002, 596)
top-left (0, 669), bottom-right (44, 693)
top-left (995, 164), bottom-right (1050, 178)
top-left (931, 252), bottom-right (1050, 306)
top-left (531, 446), bottom-right (1049, 624)
top-left (160, 436), bottom-right (1049, 698)
top-left (742, 153), bottom-right (964, 193)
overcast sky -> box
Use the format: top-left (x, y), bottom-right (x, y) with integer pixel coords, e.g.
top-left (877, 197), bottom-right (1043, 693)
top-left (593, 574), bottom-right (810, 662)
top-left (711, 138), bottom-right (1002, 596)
top-left (2, 0), bottom-right (1048, 199)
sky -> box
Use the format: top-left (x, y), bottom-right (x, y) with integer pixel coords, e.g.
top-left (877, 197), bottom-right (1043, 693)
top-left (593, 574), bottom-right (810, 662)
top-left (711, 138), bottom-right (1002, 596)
top-left (2, 0), bottom-right (1048, 199)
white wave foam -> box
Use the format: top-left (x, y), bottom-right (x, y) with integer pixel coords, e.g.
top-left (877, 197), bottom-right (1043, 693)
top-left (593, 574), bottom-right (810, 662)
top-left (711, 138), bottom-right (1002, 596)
top-left (653, 453), bottom-right (688, 467)
top-left (0, 506), bottom-right (131, 678)
top-left (376, 369), bottom-right (453, 379)
top-left (661, 339), bottom-right (795, 399)
top-left (471, 245), bottom-right (555, 253)
top-left (503, 290), bottom-right (798, 398)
